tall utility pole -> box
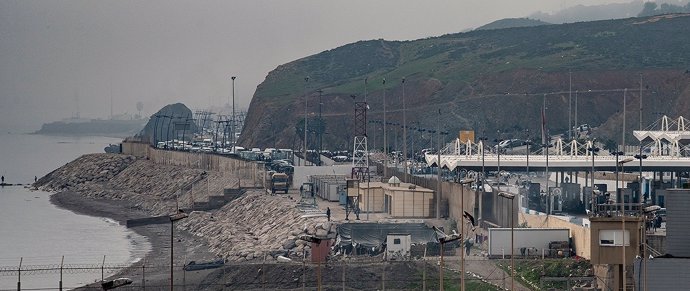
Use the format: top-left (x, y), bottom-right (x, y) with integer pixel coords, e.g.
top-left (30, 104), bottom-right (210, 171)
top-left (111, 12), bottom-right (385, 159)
top-left (402, 77), bottom-right (408, 182)
top-left (304, 76), bottom-right (310, 166)
top-left (575, 90), bottom-right (578, 137)
top-left (318, 89), bottom-right (323, 166)
top-left (623, 89), bottom-right (627, 152)
top-left (569, 71), bottom-right (572, 140)
top-left (640, 73), bottom-right (643, 130)
top-left (231, 76), bottom-right (237, 149)
top-left (382, 78), bottom-right (387, 178)
top-left (436, 108), bottom-right (441, 219)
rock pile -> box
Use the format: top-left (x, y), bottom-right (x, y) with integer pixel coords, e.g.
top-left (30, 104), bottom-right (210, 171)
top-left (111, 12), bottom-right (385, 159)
top-left (179, 191), bottom-right (336, 261)
top-left (37, 154), bottom-right (136, 192)
top-left (39, 153), bottom-right (337, 261)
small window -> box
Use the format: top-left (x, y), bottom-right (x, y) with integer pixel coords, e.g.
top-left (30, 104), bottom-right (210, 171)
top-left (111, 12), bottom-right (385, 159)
top-left (393, 238), bottom-right (401, 245)
top-left (599, 229), bottom-right (629, 246)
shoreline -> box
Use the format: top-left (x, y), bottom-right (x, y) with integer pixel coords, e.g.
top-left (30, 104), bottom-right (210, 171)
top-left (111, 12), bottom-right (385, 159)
top-left (49, 191), bottom-right (215, 289)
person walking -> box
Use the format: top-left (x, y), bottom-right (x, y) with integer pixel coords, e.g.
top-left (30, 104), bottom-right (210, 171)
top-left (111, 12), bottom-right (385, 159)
top-left (326, 207), bottom-right (331, 221)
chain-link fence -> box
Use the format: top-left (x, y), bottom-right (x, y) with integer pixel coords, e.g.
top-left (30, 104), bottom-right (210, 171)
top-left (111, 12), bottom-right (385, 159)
top-left (1, 259), bottom-right (508, 291)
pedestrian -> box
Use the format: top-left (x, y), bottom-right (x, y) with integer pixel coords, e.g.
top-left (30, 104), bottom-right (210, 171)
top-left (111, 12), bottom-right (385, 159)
top-left (326, 207), bottom-right (331, 221)
top-left (1, 175), bottom-right (4, 184)
top-left (34, 176), bottom-right (37, 183)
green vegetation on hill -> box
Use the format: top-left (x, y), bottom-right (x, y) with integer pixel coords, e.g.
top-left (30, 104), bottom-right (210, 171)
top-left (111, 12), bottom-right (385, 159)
top-left (241, 14), bottom-right (690, 149)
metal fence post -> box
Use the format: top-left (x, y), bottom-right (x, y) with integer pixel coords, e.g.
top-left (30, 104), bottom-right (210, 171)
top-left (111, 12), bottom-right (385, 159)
top-left (101, 255), bottom-right (106, 282)
top-left (142, 259), bottom-right (146, 291)
top-left (381, 262), bottom-right (386, 291)
top-left (17, 257), bottom-right (22, 291)
top-left (342, 262), bottom-right (345, 291)
top-left (59, 256), bottom-right (64, 291)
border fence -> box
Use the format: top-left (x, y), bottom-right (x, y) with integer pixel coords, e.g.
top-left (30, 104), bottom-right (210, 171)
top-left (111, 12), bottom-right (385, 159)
top-left (1, 258), bottom-right (512, 291)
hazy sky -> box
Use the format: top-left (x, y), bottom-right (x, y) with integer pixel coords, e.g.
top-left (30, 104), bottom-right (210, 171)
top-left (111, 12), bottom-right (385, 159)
top-left (0, 0), bottom-right (635, 132)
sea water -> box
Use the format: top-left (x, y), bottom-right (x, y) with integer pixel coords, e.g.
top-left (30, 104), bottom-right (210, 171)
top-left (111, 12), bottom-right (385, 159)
top-left (0, 133), bottom-right (150, 290)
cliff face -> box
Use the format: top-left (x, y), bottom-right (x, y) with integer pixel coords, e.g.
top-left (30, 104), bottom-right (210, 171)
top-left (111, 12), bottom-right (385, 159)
top-left (37, 153), bottom-right (335, 261)
top-left (240, 14), bottom-right (690, 150)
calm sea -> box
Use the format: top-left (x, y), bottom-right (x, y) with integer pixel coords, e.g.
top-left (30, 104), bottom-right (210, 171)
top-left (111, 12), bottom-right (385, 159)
top-left (0, 133), bottom-right (150, 290)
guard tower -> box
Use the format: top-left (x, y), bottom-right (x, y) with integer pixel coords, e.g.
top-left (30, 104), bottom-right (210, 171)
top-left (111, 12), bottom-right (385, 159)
top-left (590, 204), bottom-right (644, 291)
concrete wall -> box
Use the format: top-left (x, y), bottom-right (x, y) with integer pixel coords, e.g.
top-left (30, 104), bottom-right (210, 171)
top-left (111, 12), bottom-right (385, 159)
top-left (122, 141), bottom-right (266, 187)
top-left (444, 182), bottom-right (477, 227)
top-left (520, 213), bottom-right (592, 259)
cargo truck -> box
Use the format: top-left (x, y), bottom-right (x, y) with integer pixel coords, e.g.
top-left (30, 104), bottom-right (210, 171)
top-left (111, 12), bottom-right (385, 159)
top-left (270, 173), bottom-right (290, 194)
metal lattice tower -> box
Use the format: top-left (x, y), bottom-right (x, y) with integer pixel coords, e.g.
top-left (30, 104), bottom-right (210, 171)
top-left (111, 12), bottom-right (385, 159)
top-left (352, 102), bottom-right (369, 180)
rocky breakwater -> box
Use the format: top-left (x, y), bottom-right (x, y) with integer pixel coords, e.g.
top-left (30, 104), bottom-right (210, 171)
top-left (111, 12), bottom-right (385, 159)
top-left (37, 153), bottom-right (137, 191)
top-left (179, 191), bottom-right (337, 261)
top-left (37, 153), bottom-right (337, 262)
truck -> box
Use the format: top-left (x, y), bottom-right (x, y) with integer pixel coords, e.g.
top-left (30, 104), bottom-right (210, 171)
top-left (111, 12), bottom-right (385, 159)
top-left (270, 172), bottom-right (290, 194)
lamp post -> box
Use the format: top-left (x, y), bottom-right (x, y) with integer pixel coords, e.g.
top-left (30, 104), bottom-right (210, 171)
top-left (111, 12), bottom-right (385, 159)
top-left (525, 129), bottom-right (531, 177)
top-left (457, 178), bottom-right (474, 291)
top-left (304, 76), bottom-right (309, 166)
top-left (169, 212), bottom-right (188, 291)
top-left (498, 192), bottom-right (515, 291)
top-left (383, 78), bottom-right (388, 178)
top-left (613, 151), bottom-right (633, 291)
top-left (495, 130), bottom-right (503, 179)
top-left (588, 143), bottom-right (600, 213)
top-left (402, 77), bottom-right (408, 181)
top-left (635, 145), bottom-right (648, 291)
top-left (436, 108), bottom-right (442, 219)
top-left (317, 89), bottom-right (323, 166)
top-left (544, 133), bottom-right (551, 215)
top-left (231, 76), bottom-right (236, 149)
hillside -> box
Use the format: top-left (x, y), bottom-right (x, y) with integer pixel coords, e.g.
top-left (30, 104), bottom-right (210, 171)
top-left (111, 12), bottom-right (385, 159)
top-left (239, 14), bottom-right (690, 151)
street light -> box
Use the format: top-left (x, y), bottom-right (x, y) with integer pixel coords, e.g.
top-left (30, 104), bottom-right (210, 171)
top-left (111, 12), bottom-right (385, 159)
top-left (588, 143), bottom-right (600, 213)
top-left (231, 76), bottom-right (236, 149)
top-left (127, 211), bottom-right (188, 291)
top-left (169, 212), bottom-right (188, 291)
top-left (635, 147), bottom-right (648, 291)
top-left (494, 130), bottom-right (504, 178)
top-left (457, 178), bottom-right (474, 291)
top-left (613, 152), bottom-right (633, 291)
top-left (525, 129), bottom-right (531, 178)
top-left (317, 89), bottom-right (323, 166)
top-left (304, 76), bottom-right (309, 166)
top-left (498, 192), bottom-right (515, 291)
top-left (402, 77), bottom-right (408, 182)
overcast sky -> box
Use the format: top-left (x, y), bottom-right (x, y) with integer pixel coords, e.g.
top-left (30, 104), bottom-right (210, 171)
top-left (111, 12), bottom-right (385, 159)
top-left (0, 0), bottom-right (637, 132)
